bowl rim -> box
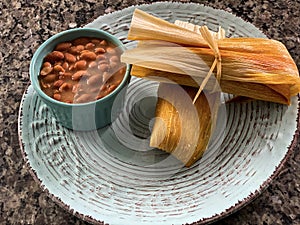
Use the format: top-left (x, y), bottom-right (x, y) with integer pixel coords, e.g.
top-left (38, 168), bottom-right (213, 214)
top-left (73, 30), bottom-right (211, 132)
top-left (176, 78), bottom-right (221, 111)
top-left (29, 27), bottom-right (131, 107)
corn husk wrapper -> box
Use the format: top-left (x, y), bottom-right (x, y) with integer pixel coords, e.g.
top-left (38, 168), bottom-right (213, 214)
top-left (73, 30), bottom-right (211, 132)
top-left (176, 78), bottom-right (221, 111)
top-left (150, 83), bottom-right (217, 167)
top-left (122, 9), bottom-right (300, 105)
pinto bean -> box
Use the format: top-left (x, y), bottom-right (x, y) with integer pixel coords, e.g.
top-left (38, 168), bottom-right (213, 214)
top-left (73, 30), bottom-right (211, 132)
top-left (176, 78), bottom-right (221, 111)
top-left (95, 47), bottom-right (106, 54)
top-left (88, 61), bottom-right (97, 68)
top-left (80, 51), bottom-right (97, 61)
top-left (64, 52), bottom-right (76, 63)
top-left (85, 42), bottom-right (95, 50)
top-left (74, 94), bottom-right (93, 103)
top-left (55, 42), bottom-right (72, 51)
top-left (72, 70), bottom-right (88, 81)
top-left (53, 65), bottom-right (65, 73)
top-left (87, 75), bottom-right (102, 86)
top-left (43, 62), bottom-right (52, 68)
top-left (98, 63), bottom-right (109, 72)
top-left (53, 93), bottom-right (62, 101)
top-left (44, 51), bottom-right (64, 63)
top-left (43, 74), bottom-right (57, 83)
top-left (40, 66), bottom-right (53, 76)
top-left (74, 60), bottom-right (87, 70)
top-left (53, 80), bottom-right (64, 88)
top-left (59, 83), bottom-right (73, 92)
top-left (73, 37), bottom-right (89, 46)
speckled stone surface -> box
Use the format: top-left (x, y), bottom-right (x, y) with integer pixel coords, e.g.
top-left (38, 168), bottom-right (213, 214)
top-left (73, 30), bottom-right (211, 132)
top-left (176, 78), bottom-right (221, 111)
top-left (1, 0), bottom-right (299, 224)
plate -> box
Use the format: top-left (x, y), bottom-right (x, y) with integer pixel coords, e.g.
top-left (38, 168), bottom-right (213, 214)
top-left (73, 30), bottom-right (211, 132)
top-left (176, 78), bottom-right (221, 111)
top-left (18, 2), bottom-right (300, 225)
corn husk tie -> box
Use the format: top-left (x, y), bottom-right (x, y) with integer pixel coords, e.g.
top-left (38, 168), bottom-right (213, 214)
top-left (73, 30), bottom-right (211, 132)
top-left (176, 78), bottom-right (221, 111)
top-left (193, 25), bottom-right (222, 103)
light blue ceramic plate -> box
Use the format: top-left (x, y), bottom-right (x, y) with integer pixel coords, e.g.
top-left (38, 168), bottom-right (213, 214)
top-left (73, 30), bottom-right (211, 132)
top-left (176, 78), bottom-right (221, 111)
top-left (18, 2), bottom-right (299, 225)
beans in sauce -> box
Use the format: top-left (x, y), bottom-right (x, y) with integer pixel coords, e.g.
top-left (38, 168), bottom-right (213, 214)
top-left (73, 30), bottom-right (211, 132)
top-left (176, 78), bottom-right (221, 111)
top-left (38, 37), bottom-right (126, 104)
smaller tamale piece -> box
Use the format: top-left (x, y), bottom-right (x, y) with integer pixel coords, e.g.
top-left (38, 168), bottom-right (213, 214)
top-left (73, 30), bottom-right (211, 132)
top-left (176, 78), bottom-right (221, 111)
top-left (150, 83), bottom-right (217, 167)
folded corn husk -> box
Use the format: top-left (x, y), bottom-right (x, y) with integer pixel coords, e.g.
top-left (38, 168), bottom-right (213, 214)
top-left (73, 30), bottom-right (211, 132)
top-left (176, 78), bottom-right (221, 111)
top-left (150, 84), bottom-right (218, 167)
top-left (122, 9), bottom-right (300, 105)
top-left (149, 20), bottom-right (224, 167)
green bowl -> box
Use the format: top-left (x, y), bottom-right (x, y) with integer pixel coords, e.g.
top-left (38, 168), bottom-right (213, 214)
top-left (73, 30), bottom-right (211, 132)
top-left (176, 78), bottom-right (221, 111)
top-left (30, 28), bottom-right (131, 131)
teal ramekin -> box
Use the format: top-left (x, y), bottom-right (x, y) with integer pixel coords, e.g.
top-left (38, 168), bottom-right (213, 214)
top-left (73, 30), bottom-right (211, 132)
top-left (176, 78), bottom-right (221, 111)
top-left (30, 28), bottom-right (131, 131)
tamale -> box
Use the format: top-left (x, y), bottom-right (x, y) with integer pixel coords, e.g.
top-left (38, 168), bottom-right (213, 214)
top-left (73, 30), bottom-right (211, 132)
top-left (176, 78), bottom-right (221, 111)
top-left (121, 9), bottom-right (300, 105)
top-left (150, 84), bottom-right (216, 167)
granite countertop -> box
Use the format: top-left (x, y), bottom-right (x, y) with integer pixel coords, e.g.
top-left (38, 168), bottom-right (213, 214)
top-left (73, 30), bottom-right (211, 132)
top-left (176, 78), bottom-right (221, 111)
top-left (1, 0), bottom-right (299, 224)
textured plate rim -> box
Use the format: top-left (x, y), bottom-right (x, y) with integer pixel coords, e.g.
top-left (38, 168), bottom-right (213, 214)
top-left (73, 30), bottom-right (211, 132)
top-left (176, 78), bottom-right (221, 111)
top-left (18, 2), bottom-right (300, 225)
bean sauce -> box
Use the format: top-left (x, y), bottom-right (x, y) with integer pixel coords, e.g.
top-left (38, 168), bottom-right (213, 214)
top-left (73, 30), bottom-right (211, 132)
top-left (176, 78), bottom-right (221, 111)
top-left (38, 37), bottom-right (126, 104)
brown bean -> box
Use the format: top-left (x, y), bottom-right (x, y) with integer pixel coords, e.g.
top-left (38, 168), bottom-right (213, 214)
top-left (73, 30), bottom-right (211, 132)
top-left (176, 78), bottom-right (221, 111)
top-left (74, 94), bottom-right (92, 103)
top-left (88, 61), bottom-right (97, 68)
top-left (96, 54), bottom-right (107, 61)
top-left (110, 61), bottom-right (118, 70)
top-left (55, 42), bottom-right (72, 51)
top-left (43, 74), bottom-right (57, 83)
top-left (74, 60), bottom-right (87, 70)
top-left (43, 62), bottom-right (52, 68)
top-left (69, 46), bottom-right (79, 55)
top-left (44, 51), bottom-right (64, 63)
top-left (72, 70), bottom-right (88, 81)
top-left (87, 75), bottom-right (102, 86)
top-left (91, 39), bottom-right (102, 45)
top-left (100, 40), bottom-right (108, 46)
top-left (65, 52), bottom-right (76, 63)
top-left (73, 37), bottom-right (89, 46)
top-left (62, 62), bottom-right (69, 70)
top-left (40, 66), bottom-right (53, 76)
top-left (80, 51), bottom-right (97, 61)
top-left (98, 63), bottom-right (109, 72)
top-left (59, 83), bottom-right (73, 92)
top-left (110, 55), bottom-right (119, 63)
top-left (53, 80), bottom-right (64, 88)
top-left (106, 47), bottom-right (116, 55)
top-left (53, 93), bottom-right (62, 101)
top-left (53, 65), bottom-right (65, 73)
top-left (85, 42), bottom-right (95, 50)
top-left (76, 45), bottom-right (85, 52)
top-left (95, 47), bottom-right (106, 54)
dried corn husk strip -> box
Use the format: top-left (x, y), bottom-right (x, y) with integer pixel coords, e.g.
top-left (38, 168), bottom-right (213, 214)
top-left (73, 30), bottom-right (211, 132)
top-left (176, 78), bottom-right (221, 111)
top-left (122, 44), bottom-right (299, 86)
top-left (130, 65), bottom-right (290, 104)
top-left (150, 83), bottom-right (215, 167)
top-left (175, 20), bottom-right (226, 40)
top-left (128, 9), bottom-right (209, 47)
